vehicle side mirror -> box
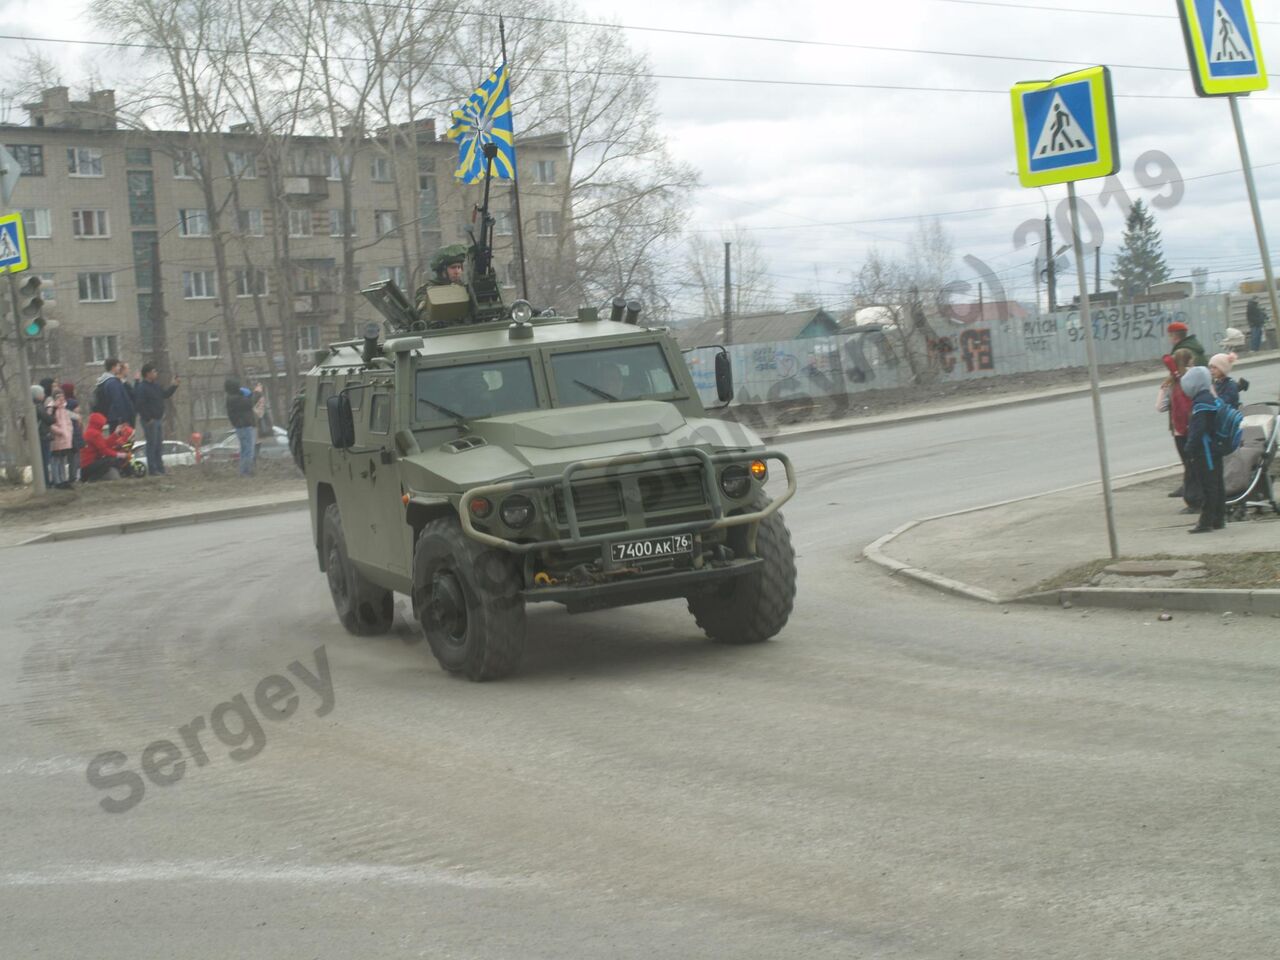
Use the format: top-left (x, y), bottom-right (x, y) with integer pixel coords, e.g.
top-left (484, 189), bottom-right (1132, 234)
top-left (714, 351), bottom-right (734, 403)
top-left (326, 394), bottom-right (356, 449)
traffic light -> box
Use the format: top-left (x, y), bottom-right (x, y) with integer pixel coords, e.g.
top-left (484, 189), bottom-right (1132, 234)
top-left (17, 274), bottom-right (43, 337)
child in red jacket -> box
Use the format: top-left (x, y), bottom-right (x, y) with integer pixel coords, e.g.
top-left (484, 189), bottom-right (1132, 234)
top-left (80, 412), bottom-right (129, 482)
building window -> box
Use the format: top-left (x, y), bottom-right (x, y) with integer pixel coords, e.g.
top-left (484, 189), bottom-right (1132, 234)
top-left (297, 324), bottom-right (320, 351)
top-left (182, 270), bottom-right (216, 299)
top-left (534, 160), bottom-right (555, 184)
top-left (132, 231), bottom-right (158, 290)
top-left (67, 147), bottom-right (104, 177)
top-left (288, 209), bottom-right (313, 237)
top-left (27, 338), bottom-right (61, 368)
top-left (374, 210), bottom-right (398, 238)
top-left (38, 274), bottom-right (56, 302)
top-left (226, 151), bottom-right (258, 179)
top-left (6, 144), bottom-right (44, 176)
top-left (177, 209), bottom-right (210, 237)
top-left (535, 211), bottom-right (559, 236)
top-left (378, 265), bottom-right (407, 289)
top-left (125, 147), bottom-right (152, 166)
top-left (240, 328), bottom-right (266, 356)
top-left (19, 208), bottom-right (51, 238)
top-left (294, 259), bottom-right (335, 293)
top-left (173, 151), bottom-right (202, 179)
top-left (72, 209), bottom-right (110, 238)
top-left (84, 334), bottom-right (119, 364)
top-left (187, 330), bottom-right (221, 359)
top-left (77, 272), bottom-right (115, 302)
top-left (237, 208), bottom-right (264, 237)
top-left (328, 209), bottom-right (357, 238)
top-left (494, 210), bottom-right (513, 236)
top-left (370, 156), bottom-right (393, 182)
top-left (127, 171), bottom-right (156, 225)
top-left (234, 268), bottom-right (269, 297)
top-left (501, 261), bottom-right (518, 287)
top-left (327, 153), bottom-right (348, 181)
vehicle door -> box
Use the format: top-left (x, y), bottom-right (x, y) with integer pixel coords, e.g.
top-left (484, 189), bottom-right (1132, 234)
top-left (350, 383), bottom-right (409, 575)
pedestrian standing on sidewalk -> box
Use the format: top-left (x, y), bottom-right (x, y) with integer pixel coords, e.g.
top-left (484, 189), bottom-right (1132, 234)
top-left (30, 384), bottom-right (55, 488)
top-left (1245, 298), bottom-right (1266, 353)
top-left (134, 363), bottom-right (180, 476)
top-left (1166, 321), bottom-right (1207, 367)
top-left (47, 387), bottom-right (74, 489)
top-left (1157, 348), bottom-right (1199, 511)
top-left (1208, 353), bottom-right (1243, 410)
top-left (92, 358), bottom-right (135, 432)
top-left (225, 378), bottom-right (264, 477)
top-left (1182, 366), bottom-right (1225, 534)
top-left (65, 395), bottom-right (84, 483)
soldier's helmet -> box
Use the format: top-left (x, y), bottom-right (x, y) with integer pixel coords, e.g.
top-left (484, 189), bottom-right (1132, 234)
top-left (430, 244), bottom-right (469, 281)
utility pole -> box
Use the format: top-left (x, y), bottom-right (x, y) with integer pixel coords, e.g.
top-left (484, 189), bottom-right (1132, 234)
top-left (1044, 213), bottom-right (1057, 312)
top-left (723, 241), bottom-right (733, 345)
top-left (978, 281), bottom-right (985, 320)
top-left (5, 269), bottom-right (46, 494)
top-left (1094, 246), bottom-right (1101, 296)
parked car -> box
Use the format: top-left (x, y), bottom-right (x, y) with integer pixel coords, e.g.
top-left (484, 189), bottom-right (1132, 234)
top-left (200, 426), bottom-right (290, 462)
top-left (130, 439), bottom-right (198, 474)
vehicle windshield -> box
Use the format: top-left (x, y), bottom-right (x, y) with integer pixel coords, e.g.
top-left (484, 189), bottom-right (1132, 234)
top-left (550, 344), bottom-right (679, 406)
top-left (414, 357), bottom-right (540, 423)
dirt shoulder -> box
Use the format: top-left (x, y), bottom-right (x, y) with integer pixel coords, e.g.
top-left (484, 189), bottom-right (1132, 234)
top-left (0, 459), bottom-right (304, 545)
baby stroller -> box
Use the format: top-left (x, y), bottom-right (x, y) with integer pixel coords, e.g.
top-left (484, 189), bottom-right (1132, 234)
top-left (1225, 401), bottom-right (1279, 519)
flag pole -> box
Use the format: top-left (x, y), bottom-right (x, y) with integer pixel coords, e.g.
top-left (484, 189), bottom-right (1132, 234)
top-left (499, 17), bottom-right (530, 302)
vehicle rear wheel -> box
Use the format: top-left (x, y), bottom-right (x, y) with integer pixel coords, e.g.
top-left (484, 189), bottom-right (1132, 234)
top-left (411, 515), bottom-right (526, 681)
top-left (687, 497), bottom-right (796, 644)
top-left (288, 392), bottom-right (306, 473)
top-left (324, 503), bottom-right (395, 636)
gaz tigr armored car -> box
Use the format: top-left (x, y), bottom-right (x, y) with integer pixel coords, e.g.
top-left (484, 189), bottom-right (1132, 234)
top-left (289, 293), bottom-right (797, 681)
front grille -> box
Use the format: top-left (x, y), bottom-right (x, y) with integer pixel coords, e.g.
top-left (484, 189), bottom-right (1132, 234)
top-left (553, 479), bottom-right (623, 523)
top-left (639, 466), bottom-right (706, 512)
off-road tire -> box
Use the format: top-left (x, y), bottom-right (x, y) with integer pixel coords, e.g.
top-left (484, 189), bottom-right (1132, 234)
top-left (288, 392), bottom-right (306, 473)
top-left (411, 515), bottom-right (526, 681)
top-left (323, 503), bottom-right (395, 636)
top-left (687, 498), bottom-right (796, 644)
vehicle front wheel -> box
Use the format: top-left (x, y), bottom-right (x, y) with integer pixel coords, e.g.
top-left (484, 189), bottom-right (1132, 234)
top-left (687, 498), bottom-right (796, 644)
top-left (324, 503), bottom-right (395, 635)
top-left (411, 515), bottom-right (526, 681)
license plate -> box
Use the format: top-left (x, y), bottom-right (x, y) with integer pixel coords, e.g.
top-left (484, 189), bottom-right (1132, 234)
top-left (610, 533), bottom-right (693, 563)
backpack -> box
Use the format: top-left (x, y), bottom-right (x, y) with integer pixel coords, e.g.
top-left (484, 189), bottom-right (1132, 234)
top-left (1202, 398), bottom-right (1244, 457)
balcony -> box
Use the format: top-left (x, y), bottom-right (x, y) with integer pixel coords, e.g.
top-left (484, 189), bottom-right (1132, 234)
top-left (282, 175), bottom-right (329, 200)
top-left (293, 292), bottom-right (337, 315)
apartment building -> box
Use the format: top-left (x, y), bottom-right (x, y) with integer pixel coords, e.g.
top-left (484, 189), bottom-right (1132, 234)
top-left (3, 87), bottom-right (572, 435)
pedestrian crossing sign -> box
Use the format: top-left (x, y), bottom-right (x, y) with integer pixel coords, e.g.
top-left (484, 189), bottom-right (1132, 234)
top-left (0, 212), bottom-right (28, 272)
top-left (1011, 66), bottom-right (1118, 189)
top-left (1178, 0), bottom-right (1267, 96)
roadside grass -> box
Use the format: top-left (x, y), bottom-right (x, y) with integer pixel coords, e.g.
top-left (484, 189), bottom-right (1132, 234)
top-left (1036, 551), bottom-right (1280, 592)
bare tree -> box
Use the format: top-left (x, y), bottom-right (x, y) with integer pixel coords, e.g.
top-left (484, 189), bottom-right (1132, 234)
top-left (685, 228), bottom-right (776, 321)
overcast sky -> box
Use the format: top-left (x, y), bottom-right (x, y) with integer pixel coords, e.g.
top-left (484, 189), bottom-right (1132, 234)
top-left (7, 0), bottom-right (1280, 316)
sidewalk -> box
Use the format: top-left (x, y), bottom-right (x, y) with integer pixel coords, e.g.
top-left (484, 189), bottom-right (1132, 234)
top-left (865, 469), bottom-right (1280, 614)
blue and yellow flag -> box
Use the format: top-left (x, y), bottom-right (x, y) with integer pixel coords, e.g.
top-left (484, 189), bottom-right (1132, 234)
top-left (446, 63), bottom-right (517, 183)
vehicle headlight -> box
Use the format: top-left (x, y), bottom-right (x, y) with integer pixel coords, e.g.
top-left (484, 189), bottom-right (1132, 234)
top-left (719, 465), bottom-right (751, 499)
top-left (499, 494), bottom-right (535, 529)
top-left (510, 299), bottom-right (534, 324)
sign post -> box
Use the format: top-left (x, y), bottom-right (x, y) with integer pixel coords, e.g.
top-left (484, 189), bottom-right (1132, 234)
top-left (1176, 0), bottom-right (1279, 362)
top-left (0, 212), bottom-right (45, 493)
top-left (1011, 65), bottom-right (1120, 558)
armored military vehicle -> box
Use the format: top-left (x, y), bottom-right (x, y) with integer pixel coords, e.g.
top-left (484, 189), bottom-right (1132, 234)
top-left (289, 183), bottom-right (796, 680)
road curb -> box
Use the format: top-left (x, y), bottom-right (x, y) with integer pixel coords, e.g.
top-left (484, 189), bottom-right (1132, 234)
top-left (859, 464), bottom-right (1280, 613)
top-left (759, 354), bottom-right (1279, 443)
top-left (18, 496), bottom-right (308, 546)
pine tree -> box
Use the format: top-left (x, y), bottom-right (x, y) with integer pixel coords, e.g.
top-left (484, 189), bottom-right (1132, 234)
top-left (1111, 200), bottom-right (1171, 298)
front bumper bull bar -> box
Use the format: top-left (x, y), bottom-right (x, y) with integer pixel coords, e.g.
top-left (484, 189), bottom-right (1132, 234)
top-left (441, 447), bottom-right (796, 554)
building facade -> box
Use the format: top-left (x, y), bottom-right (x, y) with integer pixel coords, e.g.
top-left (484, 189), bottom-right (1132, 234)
top-left (3, 87), bottom-right (572, 436)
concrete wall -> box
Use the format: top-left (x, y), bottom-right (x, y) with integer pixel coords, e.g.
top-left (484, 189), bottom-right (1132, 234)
top-left (684, 296), bottom-right (1233, 408)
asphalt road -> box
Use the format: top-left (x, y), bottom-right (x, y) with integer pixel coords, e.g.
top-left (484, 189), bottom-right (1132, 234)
top-left (3, 373), bottom-right (1278, 959)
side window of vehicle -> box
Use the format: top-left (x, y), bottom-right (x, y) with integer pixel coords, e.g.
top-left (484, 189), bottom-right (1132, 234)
top-left (369, 393), bottom-right (391, 434)
top-left (316, 380), bottom-right (334, 419)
